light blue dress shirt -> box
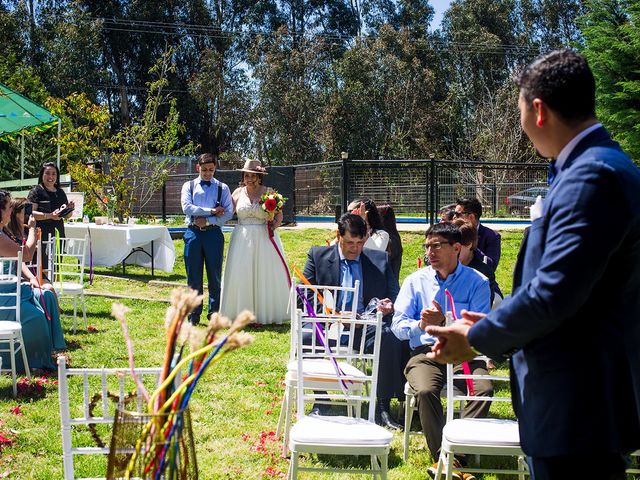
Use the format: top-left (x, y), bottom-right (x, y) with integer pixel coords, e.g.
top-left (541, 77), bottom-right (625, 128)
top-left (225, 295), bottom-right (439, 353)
top-left (180, 177), bottom-right (233, 227)
top-left (391, 262), bottom-right (491, 349)
top-left (337, 249), bottom-right (364, 313)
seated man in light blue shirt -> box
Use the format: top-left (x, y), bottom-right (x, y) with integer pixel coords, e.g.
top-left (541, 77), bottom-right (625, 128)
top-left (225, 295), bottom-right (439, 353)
top-left (391, 222), bottom-right (492, 477)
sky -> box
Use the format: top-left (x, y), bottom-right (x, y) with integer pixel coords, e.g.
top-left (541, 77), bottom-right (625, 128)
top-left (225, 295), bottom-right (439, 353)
top-left (431, 0), bottom-right (452, 29)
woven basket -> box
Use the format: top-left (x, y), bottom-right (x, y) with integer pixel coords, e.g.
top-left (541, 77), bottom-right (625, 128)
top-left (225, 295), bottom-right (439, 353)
top-left (106, 405), bottom-right (198, 479)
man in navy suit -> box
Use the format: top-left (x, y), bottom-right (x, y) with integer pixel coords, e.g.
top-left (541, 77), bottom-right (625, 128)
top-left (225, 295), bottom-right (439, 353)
top-left (454, 197), bottom-right (501, 268)
top-left (303, 213), bottom-right (407, 430)
top-left (425, 49), bottom-right (640, 479)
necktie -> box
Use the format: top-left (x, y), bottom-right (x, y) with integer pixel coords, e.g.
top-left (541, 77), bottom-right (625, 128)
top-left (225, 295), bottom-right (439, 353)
top-left (340, 259), bottom-right (357, 309)
top-left (547, 160), bottom-right (557, 185)
top-left (200, 179), bottom-right (212, 187)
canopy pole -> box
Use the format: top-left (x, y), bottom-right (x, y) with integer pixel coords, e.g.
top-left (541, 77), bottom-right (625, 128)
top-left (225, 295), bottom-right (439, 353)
top-left (56, 121), bottom-right (61, 169)
top-left (20, 133), bottom-right (25, 182)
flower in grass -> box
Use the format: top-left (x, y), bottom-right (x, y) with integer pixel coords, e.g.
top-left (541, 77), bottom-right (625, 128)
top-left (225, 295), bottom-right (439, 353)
top-left (0, 433), bottom-right (13, 448)
top-left (9, 406), bottom-right (22, 416)
top-left (87, 325), bottom-right (98, 333)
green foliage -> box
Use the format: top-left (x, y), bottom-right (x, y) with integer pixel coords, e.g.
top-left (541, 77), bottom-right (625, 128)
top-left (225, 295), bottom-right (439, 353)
top-left (580, 0), bottom-right (640, 163)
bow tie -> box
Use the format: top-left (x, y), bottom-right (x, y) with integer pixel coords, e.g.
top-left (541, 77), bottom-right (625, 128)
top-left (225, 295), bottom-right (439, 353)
top-left (200, 179), bottom-right (212, 187)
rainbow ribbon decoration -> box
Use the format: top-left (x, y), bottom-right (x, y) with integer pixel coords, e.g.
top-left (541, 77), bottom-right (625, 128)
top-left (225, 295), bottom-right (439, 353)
top-left (444, 289), bottom-right (475, 396)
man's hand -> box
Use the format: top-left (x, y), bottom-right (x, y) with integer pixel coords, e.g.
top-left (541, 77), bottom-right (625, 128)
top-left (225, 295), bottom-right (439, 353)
top-left (425, 310), bottom-right (485, 364)
top-left (419, 299), bottom-right (445, 330)
top-left (194, 217), bottom-right (207, 228)
top-left (211, 206), bottom-right (225, 217)
top-left (376, 298), bottom-right (394, 316)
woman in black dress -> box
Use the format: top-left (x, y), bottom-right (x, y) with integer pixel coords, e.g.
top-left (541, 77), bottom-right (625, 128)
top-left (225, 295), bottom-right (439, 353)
top-left (27, 162), bottom-right (74, 243)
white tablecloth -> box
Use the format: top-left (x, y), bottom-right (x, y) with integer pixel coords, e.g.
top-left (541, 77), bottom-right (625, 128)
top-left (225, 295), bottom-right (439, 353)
top-left (65, 223), bottom-right (175, 272)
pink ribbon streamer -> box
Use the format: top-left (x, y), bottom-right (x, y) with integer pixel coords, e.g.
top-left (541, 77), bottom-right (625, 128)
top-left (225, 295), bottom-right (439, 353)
top-left (267, 222), bottom-right (291, 288)
top-left (444, 289), bottom-right (475, 396)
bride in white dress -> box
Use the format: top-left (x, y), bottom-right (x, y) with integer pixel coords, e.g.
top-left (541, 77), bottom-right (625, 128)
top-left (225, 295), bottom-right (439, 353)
top-left (220, 160), bottom-right (290, 324)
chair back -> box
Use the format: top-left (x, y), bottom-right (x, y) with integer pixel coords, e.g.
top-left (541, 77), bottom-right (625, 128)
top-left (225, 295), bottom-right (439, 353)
top-left (57, 356), bottom-right (167, 480)
top-left (49, 235), bottom-right (88, 288)
top-left (288, 280), bottom-right (360, 362)
top-left (295, 309), bottom-right (383, 423)
top-left (0, 251), bottom-right (22, 322)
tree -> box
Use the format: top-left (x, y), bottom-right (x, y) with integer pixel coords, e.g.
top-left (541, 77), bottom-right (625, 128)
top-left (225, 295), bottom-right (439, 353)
top-left (580, 0), bottom-right (640, 162)
top-left (48, 50), bottom-right (194, 218)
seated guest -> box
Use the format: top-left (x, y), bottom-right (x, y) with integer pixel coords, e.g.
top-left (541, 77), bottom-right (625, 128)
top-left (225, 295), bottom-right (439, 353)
top-left (303, 213), bottom-right (407, 429)
top-left (454, 197), bottom-right (501, 268)
top-left (391, 222), bottom-right (493, 477)
top-left (453, 219), bottom-right (503, 305)
top-left (439, 204), bottom-right (456, 222)
top-left (0, 190), bottom-right (58, 372)
top-left (3, 198), bottom-right (66, 351)
top-left (377, 204), bottom-right (403, 281)
top-left (347, 198), bottom-right (389, 251)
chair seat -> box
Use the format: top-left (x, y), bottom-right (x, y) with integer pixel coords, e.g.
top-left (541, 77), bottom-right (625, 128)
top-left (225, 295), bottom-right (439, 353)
top-left (0, 321), bottom-right (21, 334)
top-left (443, 418), bottom-right (520, 446)
top-left (290, 415), bottom-right (393, 446)
top-left (286, 359), bottom-right (367, 384)
top-left (54, 282), bottom-right (84, 293)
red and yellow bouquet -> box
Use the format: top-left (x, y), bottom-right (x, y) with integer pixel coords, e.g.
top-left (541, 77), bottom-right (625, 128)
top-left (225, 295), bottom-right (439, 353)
top-left (259, 190), bottom-right (286, 221)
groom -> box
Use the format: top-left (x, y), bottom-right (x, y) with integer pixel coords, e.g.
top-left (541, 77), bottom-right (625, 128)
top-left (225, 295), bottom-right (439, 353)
top-left (181, 153), bottom-right (233, 324)
top-left (303, 213), bottom-right (407, 429)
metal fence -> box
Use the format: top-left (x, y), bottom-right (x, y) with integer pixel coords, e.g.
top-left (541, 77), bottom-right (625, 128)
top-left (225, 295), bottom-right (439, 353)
top-left (149, 158), bottom-right (548, 222)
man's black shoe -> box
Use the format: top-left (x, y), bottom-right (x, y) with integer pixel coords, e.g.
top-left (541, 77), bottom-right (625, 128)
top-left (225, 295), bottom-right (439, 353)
top-left (376, 410), bottom-right (403, 431)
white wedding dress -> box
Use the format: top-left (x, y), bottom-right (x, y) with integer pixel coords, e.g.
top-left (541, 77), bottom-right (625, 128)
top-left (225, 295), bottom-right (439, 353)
top-left (220, 189), bottom-right (290, 324)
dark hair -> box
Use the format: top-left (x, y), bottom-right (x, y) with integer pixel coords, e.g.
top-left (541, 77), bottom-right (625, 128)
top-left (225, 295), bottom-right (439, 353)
top-left (348, 198), bottom-right (384, 231)
top-left (452, 219), bottom-right (477, 248)
top-left (378, 204), bottom-right (403, 261)
top-left (426, 221), bottom-right (462, 245)
top-left (6, 198), bottom-right (29, 240)
top-left (516, 49), bottom-right (596, 125)
top-left (197, 153), bottom-right (219, 166)
top-left (240, 171), bottom-right (263, 186)
top-left (337, 213), bottom-right (367, 239)
top-left (456, 197), bottom-right (482, 219)
top-left (439, 204), bottom-right (456, 222)
top-left (38, 162), bottom-right (60, 188)
top-left (377, 205), bottom-right (399, 238)
top-left (0, 190), bottom-right (11, 213)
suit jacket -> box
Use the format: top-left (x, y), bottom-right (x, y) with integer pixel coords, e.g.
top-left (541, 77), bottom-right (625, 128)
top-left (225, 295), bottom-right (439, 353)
top-left (476, 223), bottom-right (501, 268)
top-left (303, 244), bottom-right (400, 306)
top-left (303, 244), bottom-right (406, 399)
top-left (468, 127), bottom-right (640, 457)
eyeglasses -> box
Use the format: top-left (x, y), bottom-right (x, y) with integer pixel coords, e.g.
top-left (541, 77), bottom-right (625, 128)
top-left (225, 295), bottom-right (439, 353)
top-left (453, 210), bottom-right (471, 218)
top-left (423, 241), bottom-right (452, 251)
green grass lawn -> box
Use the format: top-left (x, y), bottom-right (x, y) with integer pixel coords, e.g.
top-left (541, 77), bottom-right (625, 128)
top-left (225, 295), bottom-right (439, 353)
top-left (0, 228), bottom-right (525, 479)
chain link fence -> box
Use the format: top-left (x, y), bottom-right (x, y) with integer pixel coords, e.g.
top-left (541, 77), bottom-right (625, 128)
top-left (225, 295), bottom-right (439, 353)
top-left (149, 158), bottom-right (547, 222)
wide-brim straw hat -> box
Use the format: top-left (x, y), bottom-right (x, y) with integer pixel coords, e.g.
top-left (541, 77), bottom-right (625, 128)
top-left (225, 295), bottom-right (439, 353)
top-left (237, 159), bottom-right (268, 175)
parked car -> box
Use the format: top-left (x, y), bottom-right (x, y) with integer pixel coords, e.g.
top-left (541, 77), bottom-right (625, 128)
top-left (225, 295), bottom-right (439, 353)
top-left (506, 186), bottom-right (549, 215)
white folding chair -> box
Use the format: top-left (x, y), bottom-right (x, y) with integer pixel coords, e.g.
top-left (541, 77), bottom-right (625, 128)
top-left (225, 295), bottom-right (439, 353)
top-left (57, 356), bottom-right (166, 480)
top-left (433, 361), bottom-right (529, 479)
top-left (276, 281), bottom-right (360, 452)
top-left (288, 310), bottom-right (392, 479)
top-left (0, 251), bottom-right (31, 396)
top-left (49, 235), bottom-right (88, 333)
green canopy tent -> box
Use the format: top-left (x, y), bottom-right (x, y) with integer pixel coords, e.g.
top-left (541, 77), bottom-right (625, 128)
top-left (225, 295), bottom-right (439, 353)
top-left (0, 81), bottom-right (60, 181)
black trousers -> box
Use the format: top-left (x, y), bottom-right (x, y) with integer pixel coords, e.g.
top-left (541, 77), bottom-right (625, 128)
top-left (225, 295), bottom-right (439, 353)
top-left (527, 453), bottom-right (628, 480)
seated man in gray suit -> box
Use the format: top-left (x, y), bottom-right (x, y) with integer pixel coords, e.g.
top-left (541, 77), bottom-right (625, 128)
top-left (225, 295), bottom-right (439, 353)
top-left (303, 213), bottom-right (407, 430)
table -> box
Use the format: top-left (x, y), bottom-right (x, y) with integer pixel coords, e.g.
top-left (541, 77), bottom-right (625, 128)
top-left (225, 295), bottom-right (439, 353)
top-left (65, 223), bottom-right (176, 275)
